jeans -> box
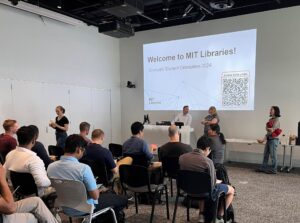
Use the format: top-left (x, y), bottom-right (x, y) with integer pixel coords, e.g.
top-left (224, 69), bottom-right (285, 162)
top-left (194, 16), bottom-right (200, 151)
top-left (55, 132), bottom-right (67, 149)
top-left (262, 138), bottom-right (279, 172)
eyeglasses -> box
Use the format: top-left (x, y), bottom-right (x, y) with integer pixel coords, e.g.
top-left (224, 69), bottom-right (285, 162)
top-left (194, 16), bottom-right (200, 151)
top-left (79, 146), bottom-right (86, 153)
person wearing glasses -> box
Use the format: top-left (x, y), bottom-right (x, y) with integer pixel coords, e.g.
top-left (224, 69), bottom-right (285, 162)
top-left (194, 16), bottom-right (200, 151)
top-left (47, 134), bottom-right (127, 219)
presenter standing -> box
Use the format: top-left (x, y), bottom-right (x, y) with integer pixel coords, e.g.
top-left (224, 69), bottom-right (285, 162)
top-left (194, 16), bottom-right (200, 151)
top-left (201, 106), bottom-right (219, 135)
top-left (173, 105), bottom-right (192, 126)
top-left (256, 106), bottom-right (281, 174)
top-left (49, 105), bottom-right (69, 149)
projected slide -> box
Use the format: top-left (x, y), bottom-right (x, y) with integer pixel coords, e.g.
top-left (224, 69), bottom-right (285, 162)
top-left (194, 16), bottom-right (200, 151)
top-left (143, 29), bottom-right (257, 110)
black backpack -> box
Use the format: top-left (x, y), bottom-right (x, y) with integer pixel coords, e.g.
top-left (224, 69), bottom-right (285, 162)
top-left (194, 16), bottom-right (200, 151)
top-left (215, 163), bottom-right (230, 185)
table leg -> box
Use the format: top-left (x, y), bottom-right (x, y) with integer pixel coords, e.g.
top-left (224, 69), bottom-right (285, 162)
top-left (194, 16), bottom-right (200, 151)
top-left (280, 145), bottom-right (286, 172)
top-left (287, 146), bottom-right (294, 173)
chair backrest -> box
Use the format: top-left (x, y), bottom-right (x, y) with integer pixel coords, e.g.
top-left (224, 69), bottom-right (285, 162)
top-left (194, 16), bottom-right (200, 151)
top-left (124, 153), bottom-right (150, 167)
top-left (0, 153), bottom-right (4, 165)
top-left (119, 165), bottom-right (150, 189)
top-left (108, 143), bottom-right (123, 158)
top-left (50, 178), bottom-right (92, 214)
top-left (48, 145), bottom-right (64, 160)
top-left (177, 170), bottom-right (212, 197)
top-left (80, 158), bottom-right (109, 185)
top-left (161, 156), bottom-right (180, 178)
top-left (10, 171), bottom-right (38, 196)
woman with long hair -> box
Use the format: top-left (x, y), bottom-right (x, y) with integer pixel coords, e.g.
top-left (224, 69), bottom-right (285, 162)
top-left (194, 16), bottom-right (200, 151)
top-left (208, 124), bottom-right (226, 165)
top-left (201, 106), bottom-right (219, 135)
top-left (257, 106), bottom-right (281, 174)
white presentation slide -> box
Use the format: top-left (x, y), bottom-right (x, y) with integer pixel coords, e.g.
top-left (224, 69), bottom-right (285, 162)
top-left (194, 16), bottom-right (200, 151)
top-left (143, 29), bottom-right (257, 110)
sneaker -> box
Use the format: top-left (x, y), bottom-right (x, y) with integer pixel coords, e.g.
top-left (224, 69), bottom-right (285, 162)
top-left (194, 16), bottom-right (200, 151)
top-left (255, 168), bottom-right (265, 172)
top-left (265, 169), bottom-right (277, 174)
top-left (215, 218), bottom-right (224, 223)
top-left (198, 213), bottom-right (205, 223)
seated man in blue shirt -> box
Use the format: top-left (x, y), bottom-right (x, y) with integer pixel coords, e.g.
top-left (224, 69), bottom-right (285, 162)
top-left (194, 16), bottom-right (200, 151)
top-left (47, 134), bottom-right (127, 218)
top-left (123, 121), bottom-right (154, 167)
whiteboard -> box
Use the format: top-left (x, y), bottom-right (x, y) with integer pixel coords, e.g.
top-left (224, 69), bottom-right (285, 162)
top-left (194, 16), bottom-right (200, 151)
top-left (0, 79), bottom-right (112, 148)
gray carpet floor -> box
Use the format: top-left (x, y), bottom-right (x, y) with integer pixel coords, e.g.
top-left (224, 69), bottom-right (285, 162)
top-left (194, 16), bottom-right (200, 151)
top-left (61, 164), bottom-right (300, 223)
top-left (124, 165), bottom-right (300, 223)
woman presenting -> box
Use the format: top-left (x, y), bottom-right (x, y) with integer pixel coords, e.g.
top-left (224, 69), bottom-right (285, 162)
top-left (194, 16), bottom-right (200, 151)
top-left (201, 106), bottom-right (219, 135)
top-left (49, 105), bottom-right (69, 149)
top-left (257, 106), bottom-right (281, 174)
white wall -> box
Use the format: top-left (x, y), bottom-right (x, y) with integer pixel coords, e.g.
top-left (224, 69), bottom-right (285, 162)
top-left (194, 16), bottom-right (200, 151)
top-left (120, 6), bottom-right (300, 143)
top-left (0, 4), bottom-right (122, 144)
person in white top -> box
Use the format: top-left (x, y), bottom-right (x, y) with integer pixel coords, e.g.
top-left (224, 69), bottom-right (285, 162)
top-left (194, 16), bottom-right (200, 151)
top-left (173, 105), bottom-right (192, 126)
top-left (4, 126), bottom-right (51, 197)
top-left (0, 163), bottom-right (57, 223)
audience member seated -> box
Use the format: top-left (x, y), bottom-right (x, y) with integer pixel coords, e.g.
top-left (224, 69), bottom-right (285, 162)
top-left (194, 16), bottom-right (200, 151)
top-left (179, 136), bottom-right (234, 223)
top-left (0, 119), bottom-right (18, 160)
top-left (0, 164), bottom-right (58, 223)
top-left (79, 122), bottom-right (92, 144)
top-left (30, 125), bottom-right (53, 169)
top-left (47, 134), bottom-right (127, 218)
top-left (158, 124), bottom-right (192, 161)
top-left (123, 121), bottom-right (154, 167)
top-left (4, 126), bottom-right (52, 197)
top-left (83, 129), bottom-right (118, 181)
top-left (208, 124), bottom-right (226, 165)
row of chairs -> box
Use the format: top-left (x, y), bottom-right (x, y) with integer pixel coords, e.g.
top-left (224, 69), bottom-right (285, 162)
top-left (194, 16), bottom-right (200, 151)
top-left (9, 164), bottom-right (225, 223)
top-left (48, 143), bottom-right (123, 160)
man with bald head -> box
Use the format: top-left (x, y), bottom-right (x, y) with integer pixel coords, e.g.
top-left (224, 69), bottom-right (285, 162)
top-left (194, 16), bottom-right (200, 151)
top-left (158, 125), bottom-right (192, 161)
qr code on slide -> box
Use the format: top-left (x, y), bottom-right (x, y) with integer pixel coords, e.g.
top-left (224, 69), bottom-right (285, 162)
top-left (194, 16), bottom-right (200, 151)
top-left (221, 71), bottom-right (250, 107)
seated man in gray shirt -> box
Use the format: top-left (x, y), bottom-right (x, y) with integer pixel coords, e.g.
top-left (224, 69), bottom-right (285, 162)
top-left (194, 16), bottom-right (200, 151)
top-left (179, 136), bottom-right (234, 223)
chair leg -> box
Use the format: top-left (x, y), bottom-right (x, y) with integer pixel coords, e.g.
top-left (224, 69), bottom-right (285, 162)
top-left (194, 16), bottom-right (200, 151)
top-left (170, 178), bottom-right (173, 197)
top-left (110, 208), bottom-right (118, 223)
top-left (187, 197), bottom-right (190, 221)
top-left (150, 190), bottom-right (159, 223)
top-left (213, 198), bottom-right (220, 222)
top-left (172, 194), bottom-right (179, 223)
top-left (134, 193), bottom-right (138, 214)
top-left (69, 217), bottom-right (72, 223)
top-left (165, 185), bottom-right (170, 219)
top-left (223, 196), bottom-right (227, 222)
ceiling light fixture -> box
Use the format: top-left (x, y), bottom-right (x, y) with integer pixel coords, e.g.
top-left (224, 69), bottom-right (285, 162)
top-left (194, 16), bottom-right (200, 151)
top-left (0, 0), bottom-right (85, 26)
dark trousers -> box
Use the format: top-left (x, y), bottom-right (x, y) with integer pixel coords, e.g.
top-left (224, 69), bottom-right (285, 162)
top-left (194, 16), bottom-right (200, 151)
top-left (55, 132), bottom-right (67, 149)
top-left (94, 193), bottom-right (127, 213)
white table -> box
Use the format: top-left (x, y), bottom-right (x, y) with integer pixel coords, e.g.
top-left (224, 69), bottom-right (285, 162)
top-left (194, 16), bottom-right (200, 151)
top-left (143, 125), bottom-right (194, 146)
top-left (226, 138), bottom-right (300, 171)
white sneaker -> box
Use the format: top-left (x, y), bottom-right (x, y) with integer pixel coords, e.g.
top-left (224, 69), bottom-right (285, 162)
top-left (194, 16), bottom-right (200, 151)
top-left (198, 213), bottom-right (205, 223)
top-left (215, 218), bottom-right (224, 223)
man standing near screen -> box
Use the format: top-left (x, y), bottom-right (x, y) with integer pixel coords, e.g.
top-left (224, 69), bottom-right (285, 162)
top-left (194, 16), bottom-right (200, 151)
top-left (173, 105), bottom-right (192, 126)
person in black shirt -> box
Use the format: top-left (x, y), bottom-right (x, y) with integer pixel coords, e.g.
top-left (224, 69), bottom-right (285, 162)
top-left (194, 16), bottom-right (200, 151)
top-left (29, 125), bottom-right (53, 169)
top-left (49, 105), bottom-right (69, 149)
top-left (83, 129), bottom-right (118, 181)
top-left (158, 124), bottom-right (192, 161)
